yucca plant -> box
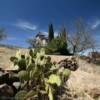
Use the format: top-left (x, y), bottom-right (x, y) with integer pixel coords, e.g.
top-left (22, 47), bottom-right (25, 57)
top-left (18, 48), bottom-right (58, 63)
top-left (10, 48), bottom-right (72, 100)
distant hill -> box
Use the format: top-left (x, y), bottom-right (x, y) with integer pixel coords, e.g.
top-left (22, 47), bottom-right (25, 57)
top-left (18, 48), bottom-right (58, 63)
top-left (0, 44), bottom-right (25, 49)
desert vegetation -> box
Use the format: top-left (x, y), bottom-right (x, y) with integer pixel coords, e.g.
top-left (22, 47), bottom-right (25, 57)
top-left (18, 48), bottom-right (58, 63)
top-left (0, 18), bottom-right (100, 100)
top-left (0, 48), bottom-right (78, 100)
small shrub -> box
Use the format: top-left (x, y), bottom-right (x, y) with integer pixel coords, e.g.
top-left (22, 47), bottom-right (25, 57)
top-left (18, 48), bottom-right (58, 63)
top-left (92, 60), bottom-right (100, 66)
top-left (45, 36), bottom-right (71, 55)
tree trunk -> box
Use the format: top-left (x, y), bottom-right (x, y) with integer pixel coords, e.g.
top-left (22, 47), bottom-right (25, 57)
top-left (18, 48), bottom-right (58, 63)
top-left (73, 45), bottom-right (76, 55)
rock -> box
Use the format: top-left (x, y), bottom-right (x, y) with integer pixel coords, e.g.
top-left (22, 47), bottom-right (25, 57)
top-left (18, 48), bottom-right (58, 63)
top-left (0, 70), bottom-right (19, 85)
top-left (0, 68), bottom-right (4, 72)
top-left (8, 72), bottom-right (19, 84)
top-left (0, 71), bottom-right (4, 76)
top-left (58, 58), bottom-right (78, 71)
top-left (13, 82), bottom-right (21, 90)
top-left (0, 71), bottom-right (9, 84)
top-left (0, 83), bottom-right (14, 99)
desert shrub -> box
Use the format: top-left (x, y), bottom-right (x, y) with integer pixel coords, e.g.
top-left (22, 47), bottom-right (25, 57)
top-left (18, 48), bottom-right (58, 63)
top-left (45, 36), bottom-right (71, 55)
top-left (79, 55), bottom-right (89, 60)
top-left (91, 60), bottom-right (100, 66)
top-left (79, 55), bottom-right (91, 63)
top-left (10, 48), bottom-right (77, 100)
top-left (80, 55), bottom-right (100, 65)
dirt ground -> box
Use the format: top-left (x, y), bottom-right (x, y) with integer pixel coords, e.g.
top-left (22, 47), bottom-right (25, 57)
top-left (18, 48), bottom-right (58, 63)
top-left (0, 45), bottom-right (100, 100)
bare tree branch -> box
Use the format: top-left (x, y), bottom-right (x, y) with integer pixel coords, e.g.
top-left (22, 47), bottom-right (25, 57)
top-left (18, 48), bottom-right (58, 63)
top-left (68, 18), bottom-right (96, 54)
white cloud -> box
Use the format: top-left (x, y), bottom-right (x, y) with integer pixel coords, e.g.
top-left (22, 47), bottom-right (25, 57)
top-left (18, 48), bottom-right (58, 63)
top-left (15, 20), bottom-right (37, 31)
top-left (91, 19), bottom-right (100, 29)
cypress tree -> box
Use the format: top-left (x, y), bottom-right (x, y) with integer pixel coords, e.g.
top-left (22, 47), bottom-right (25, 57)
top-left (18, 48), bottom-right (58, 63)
top-left (59, 26), bottom-right (67, 43)
top-left (48, 23), bottom-right (54, 42)
top-left (58, 26), bottom-right (70, 55)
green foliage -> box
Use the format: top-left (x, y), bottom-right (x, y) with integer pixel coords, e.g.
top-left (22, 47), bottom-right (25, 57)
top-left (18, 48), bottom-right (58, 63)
top-left (62, 69), bottom-right (71, 76)
top-left (47, 74), bottom-right (61, 86)
top-left (24, 90), bottom-right (38, 99)
top-left (18, 59), bottom-right (26, 70)
top-left (59, 26), bottom-right (67, 43)
top-left (91, 59), bottom-right (100, 66)
top-left (15, 90), bottom-right (27, 100)
top-left (11, 48), bottom-right (73, 100)
top-left (46, 25), bottom-right (71, 55)
top-left (45, 36), bottom-right (71, 55)
top-left (18, 70), bottom-right (29, 82)
top-left (58, 67), bottom-right (71, 76)
top-left (48, 23), bottom-right (54, 42)
top-left (15, 90), bottom-right (38, 100)
top-left (46, 26), bottom-right (71, 55)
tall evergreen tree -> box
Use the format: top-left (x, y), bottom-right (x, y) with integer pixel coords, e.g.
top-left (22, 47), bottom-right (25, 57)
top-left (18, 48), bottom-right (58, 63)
top-left (59, 26), bottom-right (67, 43)
top-left (48, 23), bottom-right (54, 42)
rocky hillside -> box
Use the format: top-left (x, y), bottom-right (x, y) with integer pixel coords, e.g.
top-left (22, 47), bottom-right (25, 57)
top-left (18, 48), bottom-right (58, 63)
top-left (0, 45), bottom-right (100, 99)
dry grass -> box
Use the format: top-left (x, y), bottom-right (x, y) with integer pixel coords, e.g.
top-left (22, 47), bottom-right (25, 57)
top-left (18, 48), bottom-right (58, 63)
top-left (0, 45), bottom-right (27, 70)
top-left (48, 55), bottom-right (100, 100)
top-left (67, 59), bottom-right (100, 100)
top-left (0, 45), bottom-right (100, 99)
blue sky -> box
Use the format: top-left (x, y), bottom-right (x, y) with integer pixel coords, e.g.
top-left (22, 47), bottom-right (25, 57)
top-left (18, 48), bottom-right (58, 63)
top-left (0, 0), bottom-right (100, 49)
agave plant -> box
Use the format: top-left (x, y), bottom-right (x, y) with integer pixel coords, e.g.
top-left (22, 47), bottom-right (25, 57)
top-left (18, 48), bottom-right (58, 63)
top-left (10, 48), bottom-right (73, 100)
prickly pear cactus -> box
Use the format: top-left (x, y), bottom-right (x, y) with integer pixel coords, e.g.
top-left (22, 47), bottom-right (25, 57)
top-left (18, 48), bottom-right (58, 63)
top-left (10, 48), bottom-right (78, 100)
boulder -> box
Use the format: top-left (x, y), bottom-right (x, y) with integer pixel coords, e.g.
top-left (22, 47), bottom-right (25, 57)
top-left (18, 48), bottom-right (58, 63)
top-left (0, 69), bottom-right (19, 87)
top-left (0, 83), bottom-right (14, 99)
top-left (0, 71), bottom-right (9, 84)
top-left (0, 68), bottom-right (4, 72)
top-left (8, 72), bottom-right (19, 84)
